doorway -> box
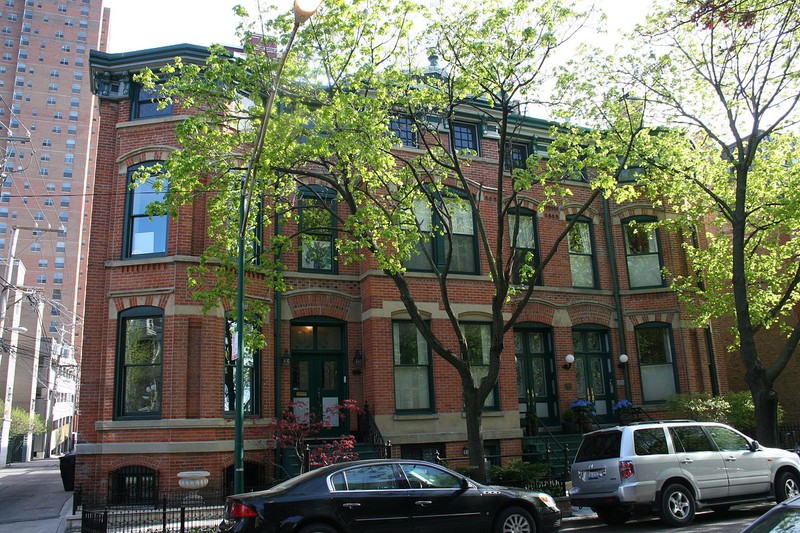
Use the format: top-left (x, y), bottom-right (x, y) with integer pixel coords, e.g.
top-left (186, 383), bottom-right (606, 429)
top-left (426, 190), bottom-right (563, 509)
top-left (289, 320), bottom-right (347, 438)
top-left (572, 328), bottom-right (615, 420)
top-left (515, 328), bottom-right (559, 427)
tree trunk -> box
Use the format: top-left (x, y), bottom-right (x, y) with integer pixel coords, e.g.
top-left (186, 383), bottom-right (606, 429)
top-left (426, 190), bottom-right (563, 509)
top-left (747, 365), bottom-right (779, 447)
top-left (462, 386), bottom-right (487, 483)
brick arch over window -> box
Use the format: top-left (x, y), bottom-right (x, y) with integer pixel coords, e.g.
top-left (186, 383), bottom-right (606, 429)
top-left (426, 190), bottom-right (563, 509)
top-left (612, 204), bottom-right (664, 224)
top-left (514, 300), bottom-right (557, 325)
top-left (111, 292), bottom-right (172, 318)
top-left (626, 312), bottom-right (679, 329)
top-left (562, 203), bottom-right (599, 223)
top-left (283, 289), bottom-right (359, 321)
top-left (567, 302), bottom-right (616, 328)
top-left (117, 146), bottom-right (177, 172)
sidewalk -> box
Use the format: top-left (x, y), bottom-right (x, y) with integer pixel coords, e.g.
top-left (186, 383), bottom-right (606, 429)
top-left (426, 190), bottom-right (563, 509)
top-left (0, 457), bottom-right (73, 533)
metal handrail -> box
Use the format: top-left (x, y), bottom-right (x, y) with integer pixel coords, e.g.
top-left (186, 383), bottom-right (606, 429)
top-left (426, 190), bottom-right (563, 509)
top-left (361, 401), bottom-right (391, 458)
top-left (527, 413), bottom-right (571, 479)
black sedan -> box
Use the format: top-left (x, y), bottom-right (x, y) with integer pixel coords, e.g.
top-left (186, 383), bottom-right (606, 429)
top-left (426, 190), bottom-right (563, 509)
top-left (218, 459), bottom-right (562, 533)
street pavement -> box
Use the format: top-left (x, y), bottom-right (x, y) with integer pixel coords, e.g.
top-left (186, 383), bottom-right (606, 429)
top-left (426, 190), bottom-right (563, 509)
top-left (0, 457), bottom-right (73, 533)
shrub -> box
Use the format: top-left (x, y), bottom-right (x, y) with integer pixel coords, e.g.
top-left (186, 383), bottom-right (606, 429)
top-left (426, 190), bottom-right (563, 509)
top-left (665, 392), bottom-right (729, 422)
top-left (0, 401), bottom-right (46, 437)
top-left (488, 459), bottom-right (550, 487)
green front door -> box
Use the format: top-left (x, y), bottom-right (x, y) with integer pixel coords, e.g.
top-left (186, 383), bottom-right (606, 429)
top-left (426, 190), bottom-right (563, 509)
top-left (515, 328), bottom-right (559, 427)
top-left (290, 322), bottom-right (347, 438)
top-left (573, 329), bottom-right (615, 420)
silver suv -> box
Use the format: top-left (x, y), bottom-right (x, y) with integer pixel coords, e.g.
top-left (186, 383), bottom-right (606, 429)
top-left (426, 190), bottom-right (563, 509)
top-left (569, 420), bottom-right (800, 527)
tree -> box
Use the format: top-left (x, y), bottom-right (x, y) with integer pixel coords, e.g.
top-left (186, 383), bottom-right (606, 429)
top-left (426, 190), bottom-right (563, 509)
top-left (554, 0), bottom-right (800, 445)
top-left (0, 401), bottom-right (46, 437)
top-left (141, 0), bottom-right (602, 481)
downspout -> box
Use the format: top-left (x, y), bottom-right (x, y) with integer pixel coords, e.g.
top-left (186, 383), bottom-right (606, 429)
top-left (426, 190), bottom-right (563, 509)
top-left (603, 196), bottom-right (631, 400)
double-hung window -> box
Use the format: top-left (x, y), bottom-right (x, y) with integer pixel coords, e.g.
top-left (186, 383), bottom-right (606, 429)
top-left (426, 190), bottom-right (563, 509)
top-left (623, 217), bottom-right (664, 288)
top-left (298, 185), bottom-right (336, 273)
top-left (393, 321), bottom-right (433, 412)
top-left (462, 322), bottom-right (498, 408)
top-left (223, 317), bottom-right (259, 416)
top-left (124, 162), bottom-right (168, 258)
top-left (115, 307), bottom-right (163, 419)
top-left (406, 190), bottom-right (478, 274)
top-left (508, 209), bottom-right (539, 284)
top-left (636, 323), bottom-right (678, 402)
top-left (568, 218), bottom-right (597, 288)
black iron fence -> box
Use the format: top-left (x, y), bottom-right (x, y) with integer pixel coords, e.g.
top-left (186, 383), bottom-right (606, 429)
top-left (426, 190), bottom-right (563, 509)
top-left (78, 490), bottom-right (225, 533)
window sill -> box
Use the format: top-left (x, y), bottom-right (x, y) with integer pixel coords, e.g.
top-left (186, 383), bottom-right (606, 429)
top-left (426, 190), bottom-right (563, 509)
top-left (393, 413), bottom-right (438, 421)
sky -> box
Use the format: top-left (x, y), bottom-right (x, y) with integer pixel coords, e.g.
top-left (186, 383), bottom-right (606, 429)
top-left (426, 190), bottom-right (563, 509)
top-left (100, 0), bottom-right (654, 54)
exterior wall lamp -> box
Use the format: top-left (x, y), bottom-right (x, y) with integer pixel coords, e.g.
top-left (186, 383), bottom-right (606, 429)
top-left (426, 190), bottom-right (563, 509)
top-left (352, 349), bottom-right (363, 375)
top-left (563, 354), bottom-right (575, 370)
top-left (618, 353), bottom-right (628, 369)
top-left (282, 349), bottom-right (291, 367)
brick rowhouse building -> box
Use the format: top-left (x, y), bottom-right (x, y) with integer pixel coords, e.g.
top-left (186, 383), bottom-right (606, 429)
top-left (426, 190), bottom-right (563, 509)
top-left (79, 43), bottom-right (730, 502)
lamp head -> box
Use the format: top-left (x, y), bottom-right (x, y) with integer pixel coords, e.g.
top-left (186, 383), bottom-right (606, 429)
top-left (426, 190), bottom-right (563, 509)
top-left (563, 353), bottom-right (575, 370)
top-left (294, 0), bottom-right (322, 26)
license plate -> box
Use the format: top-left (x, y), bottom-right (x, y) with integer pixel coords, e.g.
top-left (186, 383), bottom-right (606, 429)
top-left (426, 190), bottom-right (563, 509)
top-left (583, 470), bottom-right (605, 481)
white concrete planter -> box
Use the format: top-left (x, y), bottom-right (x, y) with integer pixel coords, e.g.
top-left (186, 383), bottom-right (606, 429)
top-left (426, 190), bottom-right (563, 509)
top-left (177, 470), bottom-right (210, 490)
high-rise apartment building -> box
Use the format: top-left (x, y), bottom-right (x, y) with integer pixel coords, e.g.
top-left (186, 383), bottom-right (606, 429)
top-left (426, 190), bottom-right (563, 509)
top-left (0, 0), bottom-right (106, 461)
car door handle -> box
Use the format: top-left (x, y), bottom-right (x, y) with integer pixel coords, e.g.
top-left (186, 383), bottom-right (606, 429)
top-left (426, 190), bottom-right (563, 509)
top-left (724, 456), bottom-right (737, 462)
top-left (680, 458), bottom-right (693, 464)
top-left (342, 503), bottom-right (361, 509)
top-left (415, 500), bottom-right (433, 507)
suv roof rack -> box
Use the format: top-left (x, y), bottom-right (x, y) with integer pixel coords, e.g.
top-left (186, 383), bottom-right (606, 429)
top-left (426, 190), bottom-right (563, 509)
top-left (626, 419), bottom-right (696, 426)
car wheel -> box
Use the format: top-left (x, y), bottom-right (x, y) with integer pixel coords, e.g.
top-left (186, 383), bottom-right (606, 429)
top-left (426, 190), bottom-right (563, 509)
top-left (494, 506), bottom-right (536, 533)
top-left (659, 483), bottom-right (695, 527)
top-left (595, 506), bottom-right (631, 526)
top-left (297, 524), bottom-right (337, 533)
top-left (710, 504), bottom-right (731, 513)
top-left (776, 470), bottom-right (800, 502)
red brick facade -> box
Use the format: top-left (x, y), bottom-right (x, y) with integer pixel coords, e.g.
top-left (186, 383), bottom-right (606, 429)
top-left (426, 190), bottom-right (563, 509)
top-left (79, 45), bottom-right (729, 501)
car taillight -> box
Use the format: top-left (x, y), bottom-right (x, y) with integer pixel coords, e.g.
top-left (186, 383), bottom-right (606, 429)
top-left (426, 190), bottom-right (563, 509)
top-left (229, 502), bottom-right (258, 519)
top-left (619, 460), bottom-right (635, 479)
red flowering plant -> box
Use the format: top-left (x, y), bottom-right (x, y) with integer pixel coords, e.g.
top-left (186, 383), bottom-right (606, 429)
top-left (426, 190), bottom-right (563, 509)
top-left (269, 399), bottom-right (363, 473)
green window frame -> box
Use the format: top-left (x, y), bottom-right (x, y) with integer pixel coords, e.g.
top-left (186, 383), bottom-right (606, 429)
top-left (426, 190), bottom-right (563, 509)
top-left (504, 142), bottom-right (529, 171)
top-left (462, 322), bottom-right (498, 409)
top-left (451, 121), bottom-right (479, 155)
top-left (393, 320), bottom-right (434, 413)
top-left (636, 322), bottom-right (678, 403)
top-left (223, 316), bottom-right (260, 416)
top-left (115, 306), bottom-right (163, 419)
top-left (389, 114), bottom-right (417, 148)
top-left (508, 209), bottom-right (540, 284)
top-left (568, 217), bottom-right (597, 288)
top-left (406, 189), bottom-right (479, 274)
top-left (623, 216), bottom-right (664, 288)
top-left (299, 185), bottom-right (336, 273)
top-left (131, 82), bottom-right (173, 120)
top-left (123, 162), bottom-right (168, 259)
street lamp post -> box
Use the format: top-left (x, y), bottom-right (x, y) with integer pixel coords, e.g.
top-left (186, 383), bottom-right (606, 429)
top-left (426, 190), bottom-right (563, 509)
top-left (234, 0), bottom-right (321, 494)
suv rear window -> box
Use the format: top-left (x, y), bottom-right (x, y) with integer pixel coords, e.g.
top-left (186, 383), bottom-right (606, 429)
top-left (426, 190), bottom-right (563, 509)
top-left (575, 431), bottom-right (622, 462)
top-left (634, 428), bottom-right (669, 455)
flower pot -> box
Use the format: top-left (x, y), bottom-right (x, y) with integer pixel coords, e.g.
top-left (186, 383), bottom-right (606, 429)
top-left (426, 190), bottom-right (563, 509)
top-left (177, 471), bottom-right (210, 490)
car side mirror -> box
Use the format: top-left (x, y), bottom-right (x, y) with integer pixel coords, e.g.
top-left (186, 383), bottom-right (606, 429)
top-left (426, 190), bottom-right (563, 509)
top-left (750, 440), bottom-right (760, 452)
top-left (460, 477), bottom-right (469, 491)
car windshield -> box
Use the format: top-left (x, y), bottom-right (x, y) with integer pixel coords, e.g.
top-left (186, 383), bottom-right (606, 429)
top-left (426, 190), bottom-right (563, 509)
top-left (575, 431), bottom-right (622, 462)
top-left (745, 507), bottom-right (800, 533)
